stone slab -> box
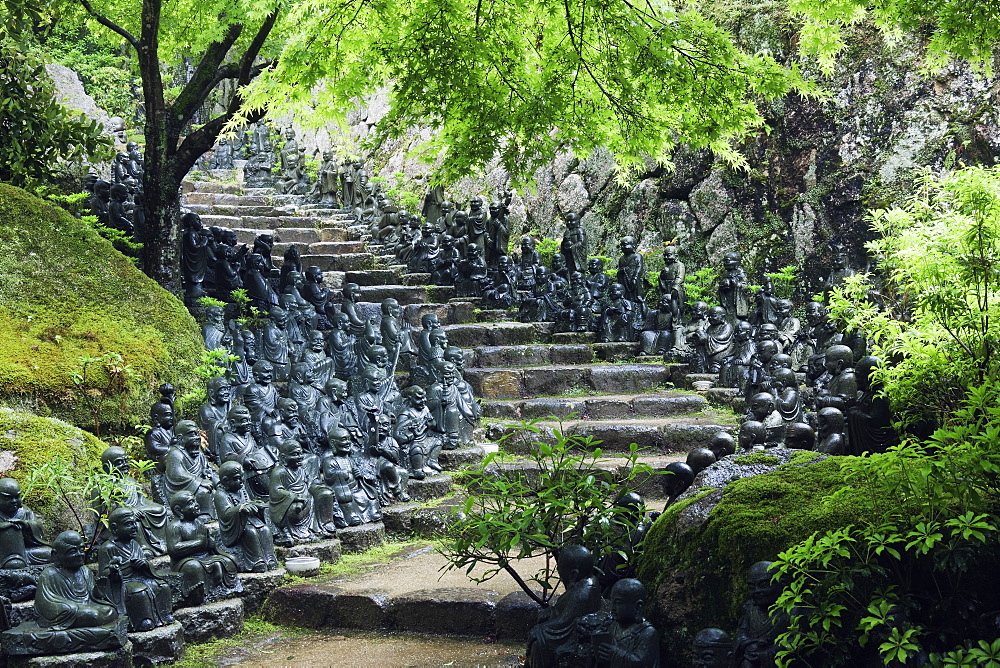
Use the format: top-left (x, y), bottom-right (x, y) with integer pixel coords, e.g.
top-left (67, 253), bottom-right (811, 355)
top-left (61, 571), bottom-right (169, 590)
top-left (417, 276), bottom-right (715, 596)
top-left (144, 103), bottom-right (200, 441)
top-left (262, 583), bottom-right (344, 628)
top-left (592, 342), bottom-right (642, 361)
top-left (238, 568), bottom-right (287, 615)
top-left (495, 591), bottom-right (542, 641)
top-left (128, 622), bottom-right (184, 666)
top-left (272, 227), bottom-right (320, 243)
top-left (277, 538), bottom-right (343, 564)
top-left (388, 587), bottom-right (499, 636)
top-left (438, 444), bottom-right (486, 469)
top-left (443, 323), bottom-right (539, 347)
top-left (359, 285), bottom-right (428, 305)
top-left (9, 643), bottom-right (133, 667)
top-left (406, 473), bottom-right (453, 501)
top-left (338, 522), bottom-right (386, 554)
top-left (345, 269), bottom-right (400, 286)
top-left (174, 598), bottom-right (244, 644)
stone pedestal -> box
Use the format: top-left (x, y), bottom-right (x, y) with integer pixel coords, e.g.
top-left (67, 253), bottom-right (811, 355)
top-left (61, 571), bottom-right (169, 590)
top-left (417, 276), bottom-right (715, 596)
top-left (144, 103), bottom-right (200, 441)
top-left (275, 538), bottom-right (342, 565)
top-left (238, 567), bottom-right (287, 615)
top-left (338, 522), bottom-right (385, 554)
top-left (128, 622), bottom-right (184, 666)
top-left (7, 642), bottom-right (133, 668)
top-left (407, 474), bottom-right (452, 501)
top-left (174, 598), bottom-right (244, 644)
top-left (9, 600), bottom-right (34, 626)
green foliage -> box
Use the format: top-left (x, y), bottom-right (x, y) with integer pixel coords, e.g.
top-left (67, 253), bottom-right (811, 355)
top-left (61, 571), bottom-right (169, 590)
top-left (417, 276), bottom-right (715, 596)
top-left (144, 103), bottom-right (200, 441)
top-left (828, 167), bottom-right (1000, 429)
top-left (380, 172), bottom-right (424, 212)
top-left (0, 40), bottom-right (113, 191)
top-left (441, 418), bottom-right (652, 606)
top-left (68, 352), bottom-right (140, 438)
top-left (0, 183), bottom-right (202, 430)
top-left (765, 265), bottom-right (798, 300)
top-left (46, 192), bottom-right (142, 252)
top-left (536, 237), bottom-right (561, 267)
top-left (683, 266), bottom-right (720, 309)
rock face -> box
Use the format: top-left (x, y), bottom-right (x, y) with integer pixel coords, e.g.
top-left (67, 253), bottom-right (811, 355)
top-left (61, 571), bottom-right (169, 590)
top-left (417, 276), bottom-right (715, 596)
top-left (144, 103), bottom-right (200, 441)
top-left (44, 64), bottom-right (112, 133)
top-left (334, 15), bottom-right (1000, 290)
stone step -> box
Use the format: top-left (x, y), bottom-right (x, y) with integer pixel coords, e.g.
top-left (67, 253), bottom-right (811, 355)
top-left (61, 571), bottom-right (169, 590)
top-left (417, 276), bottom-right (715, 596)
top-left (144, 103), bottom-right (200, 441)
top-left (282, 253), bottom-right (374, 272)
top-left (476, 309), bottom-right (514, 323)
top-left (464, 363), bottom-right (672, 399)
top-left (183, 193), bottom-right (273, 206)
top-left (345, 269), bottom-right (402, 286)
top-left (592, 342), bottom-right (643, 362)
top-left (469, 343), bottom-right (594, 368)
top-left (551, 331), bottom-right (596, 344)
top-left (357, 285), bottom-right (430, 306)
top-left (401, 301), bottom-right (476, 328)
top-left (262, 544), bottom-right (544, 640)
top-left (381, 496), bottom-right (466, 539)
top-left (486, 415), bottom-right (736, 454)
top-left (182, 180), bottom-right (242, 194)
top-left (232, 227), bottom-right (272, 244)
top-left (481, 391), bottom-right (708, 420)
top-left (403, 272), bottom-right (432, 286)
top-left (442, 322), bottom-right (553, 348)
top-left (207, 204), bottom-right (293, 217)
top-left (309, 240), bottom-right (367, 254)
top-left (197, 214), bottom-right (242, 228)
top-left (243, 215), bottom-right (323, 228)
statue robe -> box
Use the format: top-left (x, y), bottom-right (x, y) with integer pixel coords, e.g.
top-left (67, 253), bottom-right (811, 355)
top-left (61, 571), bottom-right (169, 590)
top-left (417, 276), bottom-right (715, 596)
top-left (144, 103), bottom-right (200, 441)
top-left (0, 506), bottom-right (51, 568)
top-left (96, 537), bottom-right (172, 631)
top-left (35, 564), bottom-right (117, 631)
top-left (269, 465), bottom-right (315, 542)
top-left (525, 576), bottom-right (602, 667)
top-left (214, 487), bottom-right (277, 573)
top-left (163, 447), bottom-right (218, 518)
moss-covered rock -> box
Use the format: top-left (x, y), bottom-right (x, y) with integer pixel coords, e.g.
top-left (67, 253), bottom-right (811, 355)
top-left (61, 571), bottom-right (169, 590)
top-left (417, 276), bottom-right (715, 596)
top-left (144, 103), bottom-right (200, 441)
top-left (0, 183), bottom-right (201, 431)
top-left (0, 406), bottom-right (107, 530)
top-left (636, 453), bottom-right (892, 662)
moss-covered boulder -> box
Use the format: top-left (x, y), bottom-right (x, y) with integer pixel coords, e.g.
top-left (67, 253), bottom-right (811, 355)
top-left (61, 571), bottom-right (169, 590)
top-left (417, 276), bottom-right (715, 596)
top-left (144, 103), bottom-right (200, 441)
top-left (636, 450), bottom-right (894, 662)
top-left (0, 407), bottom-right (108, 531)
top-left (0, 183), bottom-right (202, 431)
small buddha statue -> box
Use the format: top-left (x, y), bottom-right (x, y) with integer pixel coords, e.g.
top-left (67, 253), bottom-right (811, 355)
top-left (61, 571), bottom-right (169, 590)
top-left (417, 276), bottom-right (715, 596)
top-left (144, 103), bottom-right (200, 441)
top-left (689, 306), bottom-right (734, 373)
top-left (218, 406), bottom-right (277, 500)
top-left (301, 266), bottom-right (333, 330)
top-left (616, 236), bottom-right (646, 304)
top-left (738, 420), bottom-right (766, 451)
top-left (202, 305), bottom-right (229, 351)
top-left (0, 478), bottom-right (51, 571)
top-left (92, 447), bottom-right (169, 557)
top-left (269, 440), bottom-right (318, 546)
top-left (593, 578), bottom-right (660, 668)
top-left (598, 283), bottom-right (642, 343)
top-left (847, 356), bottom-right (899, 455)
top-left (395, 385), bottom-right (443, 479)
top-left (707, 431), bottom-right (736, 459)
top-left (525, 545), bottom-right (602, 667)
top-left (816, 407), bottom-right (848, 455)
top-left (96, 508), bottom-right (173, 632)
top-left (199, 376), bottom-right (233, 462)
top-left (370, 412), bottom-right (410, 505)
top-left (732, 561), bottom-right (788, 668)
top-left (428, 360), bottom-right (480, 449)
top-left (242, 361), bottom-right (280, 442)
top-left (144, 401), bottom-right (175, 471)
top-left (259, 307), bottom-right (291, 382)
top-left (586, 257), bottom-right (611, 303)
top-left (659, 462), bottom-right (695, 506)
top-left (166, 492), bottom-right (240, 606)
top-left (658, 245), bottom-right (686, 312)
top-left (162, 420), bottom-right (219, 520)
top-left (784, 422), bottom-right (816, 450)
top-left (321, 426), bottom-right (382, 526)
top-left (640, 293), bottom-right (676, 355)
top-left (772, 368), bottom-right (803, 426)
top-left (596, 493), bottom-right (650, 596)
top-left (815, 345), bottom-right (858, 413)
top-left (213, 462), bottom-right (278, 573)
top-left (692, 628), bottom-right (732, 668)
top-left (745, 393), bottom-right (784, 448)
top-left (718, 252), bottom-right (749, 320)
top-left (718, 321), bottom-right (756, 392)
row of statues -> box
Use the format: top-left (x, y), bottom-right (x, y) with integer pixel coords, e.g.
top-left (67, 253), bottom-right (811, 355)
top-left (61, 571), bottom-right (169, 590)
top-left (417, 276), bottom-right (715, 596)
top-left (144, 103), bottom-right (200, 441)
top-left (85, 141), bottom-right (145, 248)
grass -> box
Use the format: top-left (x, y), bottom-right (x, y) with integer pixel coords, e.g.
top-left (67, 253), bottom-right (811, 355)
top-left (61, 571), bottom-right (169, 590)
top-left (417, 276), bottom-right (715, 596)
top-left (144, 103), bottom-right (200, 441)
top-left (177, 617), bottom-right (299, 667)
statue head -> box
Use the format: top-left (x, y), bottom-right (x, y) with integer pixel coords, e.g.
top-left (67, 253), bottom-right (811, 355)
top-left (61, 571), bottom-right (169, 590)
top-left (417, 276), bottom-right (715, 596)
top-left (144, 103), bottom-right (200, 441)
top-left (306, 266), bottom-right (324, 284)
top-left (556, 545), bottom-right (594, 586)
top-left (747, 560), bottom-right (781, 607)
top-left (772, 367), bottom-right (797, 391)
top-left (692, 301), bottom-right (708, 318)
top-left (757, 340), bottom-right (779, 361)
top-left (327, 426), bottom-right (352, 454)
top-left (824, 345), bottom-right (854, 375)
top-left (269, 307), bottom-right (288, 328)
top-left (565, 212), bottom-right (579, 228)
top-left (609, 578), bottom-right (646, 626)
top-left (609, 283), bottom-right (625, 300)
top-left (278, 439), bottom-right (305, 468)
top-left (150, 402), bottom-right (174, 429)
top-left (0, 478), bottom-right (23, 516)
top-left (438, 360), bottom-right (459, 385)
top-left (444, 346), bottom-right (464, 370)
top-left (278, 398), bottom-right (299, 423)
top-left (707, 306), bottom-right (727, 326)
top-left (498, 255), bottom-right (513, 272)
top-left (421, 313), bottom-right (441, 331)
top-left (550, 254), bottom-right (566, 273)
top-left (664, 245), bottom-right (679, 262)
top-left (169, 491), bottom-right (199, 520)
top-left (520, 236), bottom-right (536, 253)
top-left (748, 392), bottom-right (776, 421)
top-left (734, 320), bottom-right (753, 341)
top-left (739, 420), bottom-right (765, 450)
top-left (686, 447), bottom-right (717, 474)
top-left (343, 282), bottom-right (362, 301)
top-left (588, 257), bottom-right (605, 274)
top-left (756, 323), bottom-right (779, 342)
top-left (660, 462), bottom-right (694, 499)
top-left (308, 330), bottom-right (325, 353)
top-left (252, 360), bottom-right (274, 385)
top-left (206, 305), bottom-right (224, 326)
top-left (218, 461), bottom-right (244, 493)
top-left (818, 406), bottom-right (846, 436)
top-left (291, 362), bottom-right (315, 385)
top-left (326, 377), bottom-right (349, 403)
top-left (708, 432), bottom-right (736, 459)
top-left (429, 328), bottom-right (448, 349)
top-left (620, 236), bottom-right (636, 254)
top-left (403, 384), bottom-right (427, 409)
top-left (855, 355), bottom-right (881, 391)
top-left (52, 531), bottom-right (87, 570)
top-left (175, 420), bottom-right (201, 452)
top-left (805, 300), bottom-right (827, 325)
top-left (228, 406), bottom-right (252, 434)
top-left (108, 507), bottom-right (138, 542)
top-left (776, 299), bottom-right (794, 319)
top-left (693, 628), bottom-right (733, 668)
top-left (208, 376), bottom-right (232, 405)
top-left (181, 211), bottom-right (202, 231)
top-left (101, 446), bottom-right (129, 476)
top-left (785, 422), bottom-right (816, 449)
top-left (381, 298), bottom-right (401, 319)
top-left (110, 182), bottom-right (128, 202)
top-left (723, 251), bottom-right (741, 270)
top-left (284, 127), bottom-right (295, 140)
top-left (769, 353), bottom-right (792, 372)
top-left (369, 345), bottom-right (390, 370)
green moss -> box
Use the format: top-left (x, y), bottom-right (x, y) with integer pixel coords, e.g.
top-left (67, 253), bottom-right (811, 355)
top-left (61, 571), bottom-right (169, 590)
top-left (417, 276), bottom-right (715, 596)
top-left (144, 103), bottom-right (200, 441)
top-left (734, 452), bottom-right (780, 466)
top-left (636, 456), bottom-right (895, 638)
top-left (0, 407), bottom-right (107, 523)
top-left (178, 616), bottom-right (298, 667)
top-left (0, 183), bottom-right (202, 431)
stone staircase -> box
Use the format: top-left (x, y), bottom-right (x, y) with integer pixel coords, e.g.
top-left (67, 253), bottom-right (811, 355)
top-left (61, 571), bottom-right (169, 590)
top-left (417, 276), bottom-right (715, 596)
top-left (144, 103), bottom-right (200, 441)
top-left (179, 177), bottom-right (741, 645)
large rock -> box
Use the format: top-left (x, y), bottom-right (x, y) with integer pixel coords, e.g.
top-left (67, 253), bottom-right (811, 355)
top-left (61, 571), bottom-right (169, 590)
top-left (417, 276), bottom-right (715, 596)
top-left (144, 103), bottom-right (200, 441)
top-left (0, 184), bottom-right (202, 431)
top-left (44, 64), bottom-right (112, 133)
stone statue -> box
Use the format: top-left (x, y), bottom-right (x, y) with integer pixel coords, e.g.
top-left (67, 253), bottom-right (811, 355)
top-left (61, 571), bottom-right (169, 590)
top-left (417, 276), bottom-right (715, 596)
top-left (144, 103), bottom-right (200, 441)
top-left (330, 312), bottom-right (360, 380)
top-left (278, 128), bottom-right (309, 195)
top-left (483, 255), bottom-right (519, 310)
top-left (144, 402), bottom-right (175, 472)
top-left (199, 376), bottom-right (232, 462)
top-left (823, 244), bottom-right (855, 296)
top-left (166, 491), bottom-right (240, 606)
top-left (816, 407), bottom-right (848, 455)
top-left (593, 578), bottom-right (661, 668)
top-left (772, 367), bottom-right (802, 426)
top-left (242, 253), bottom-right (278, 311)
top-left (87, 180), bottom-right (111, 230)
top-left (214, 462), bottom-right (278, 573)
top-left (21, 531), bottom-right (125, 653)
top-left (596, 493), bottom-right (650, 596)
top-left (210, 138), bottom-right (234, 169)
top-left (784, 422), bottom-right (816, 450)
top-left (718, 252), bottom-right (749, 320)
top-left (587, 257), bottom-right (611, 303)
top-left (750, 276), bottom-right (780, 326)
top-left (686, 448), bottom-right (717, 474)
top-left (738, 420), bottom-right (766, 451)
top-left (667, 301), bottom-right (708, 363)
top-left (774, 299), bottom-right (800, 352)
top-left (431, 235), bottom-right (460, 286)
top-left (288, 361), bottom-right (325, 438)
top-left (269, 440), bottom-right (318, 546)
top-left (732, 561), bottom-right (788, 668)
top-left (107, 183), bottom-right (133, 235)
top-left (218, 406), bottom-right (277, 500)
top-left (848, 356), bottom-right (898, 455)
top-left (640, 294), bottom-right (676, 355)
top-left (455, 243), bottom-right (490, 298)
top-left (380, 299), bottom-right (414, 375)
top-left (658, 246), bottom-right (686, 315)
top-left (0, 478), bottom-right (51, 571)
top-left (96, 508), bottom-right (173, 632)
top-left (718, 321), bottom-right (756, 392)
top-left (561, 213), bottom-right (588, 275)
top-left (659, 462), bottom-right (695, 505)
top-left (746, 393), bottom-right (784, 448)
top-left (558, 271), bottom-right (595, 334)
top-left (815, 345), bottom-right (858, 413)
top-left (340, 282), bottom-right (367, 336)
top-left (369, 412), bottom-right (410, 504)
top-left (412, 320), bottom-right (447, 389)
top-left (259, 307), bottom-right (291, 382)
top-left (598, 283), bottom-right (642, 343)
top-left (466, 197), bottom-right (489, 252)
top-left (242, 361), bottom-right (280, 442)
top-left (181, 212), bottom-right (213, 302)
top-left (162, 420), bottom-right (219, 520)
top-left (202, 305), bottom-right (230, 351)
top-left (94, 447), bottom-right (168, 557)
top-left (301, 266), bottom-right (333, 330)
top-left (692, 628), bottom-right (732, 668)
top-left (525, 545), bottom-right (602, 667)
top-left (688, 306), bottom-right (734, 373)
top-left (315, 150), bottom-right (340, 206)
top-left (321, 426), bottom-right (381, 526)
top-left (707, 431), bottom-right (736, 459)
top-left (486, 193), bottom-right (512, 265)
top-left (395, 385), bottom-right (443, 480)
top-left (616, 236), bottom-right (646, 303)
top-left (428, 360), bottom-right (480, 448)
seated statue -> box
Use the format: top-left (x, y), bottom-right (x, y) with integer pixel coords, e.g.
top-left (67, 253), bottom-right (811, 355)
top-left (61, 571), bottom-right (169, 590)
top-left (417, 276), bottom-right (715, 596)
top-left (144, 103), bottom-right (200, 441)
top-left (593, 579), bottom-right (661, 668)
top-left (598, 283), bottom-right (642, 343)
top-left (214, 462), bottom-right (278, 573)
top-left (320, 427), bottom-right (382, 526)
top-left (166, 492), bottom-right (240, 607)
top-left (202, 305), bottom-right (230, 351)
top-left (738, 420), bottom-right (766, 452)
top-left (525, 545), bottom-right (602, 667)
top-left (218, 406), bottom-right (277, 500)
top-left (269, 440), bottom-right (318, 546)
top-left (259, 308), bottom-right (291, 382)
top-left (640, 294), bottom-right (676, 356)
top-left (395, 385), bottom-right (443, 479)
top-left (815, 345), bottom-right (858, 413)
top-left (162, 420), bottom-right (219, 520)
top-left (242, 361), bottom-right (280, 442)
top-left (848, 356), bottom-right (899, 455)
top-left (428, 360), bottom-right (480, 449)
top-left (772, 368), bottom-right (803, 426)
top-left (96, 508), bottom-right (173, 632)
top-left (14, 531), bottom-right (125, 654)
top-left (816, 407), bottom-right (848, 455)
top-left (688, 306), bottom-right (734, 373)
top-left (784, 422), bottom-right (817, 450)
top-left (692, 628), bottom-right (732, 668)
top-left (746, 393), bottom-right (784, 448)
top-left (144, 401), bottom-right (175, 472)
top-left (0, 479), bottom-right (51, 571)
top-left (483, 255), bottom-right (519, 310)
top-left (732, 561), bottom-right (788, 668)
top-left (92, 447), bottom-right (168, 557)
top-left (370, 412), bottom-right (410, 505)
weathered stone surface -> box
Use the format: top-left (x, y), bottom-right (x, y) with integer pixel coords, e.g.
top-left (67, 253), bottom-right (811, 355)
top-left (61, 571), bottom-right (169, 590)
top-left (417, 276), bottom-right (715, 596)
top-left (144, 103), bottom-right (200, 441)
top-left (520, 397), bottom-right (584, 419)
top-left (338, 522), bottom-right (386, 554)
top-left (438, 444), bottom-right (486, 469)
top-left (9, 601), bottom-right (34, 626)
top-left (11, 644), bottom-right (133, 668)
top-left (129, 622), bottom-right (184, 666)
top-left (272, 227), bottom-right (321, 244)
top-left (238, 568), bottom-right (287, 615)
top-left (296, 253), bottom-right (373, 272)
top-left (584, 397), bottom-right (632, 419)
top-left (389, 587), bottom-right (498, 636)
top-left (174, 598), bottom-right (244, 644)
top-left (589, 364), bottom-right (670, 393)
top-left (463, 368), bottom-right (522, 399)
top-left (592, 342), bottom-right (641, 362)
top-left (474, 345), bottom-right (551, 368)
top-left (402, 303), bottom-right (451, 327)
top-left (522, 366), bottom-right (588, 396)
top-left (407, 473), bottom-right (453, 500)
top-left (262, 583), bottom-right (343, 628)
top-left (276, 538), bottom-right (343, 564)
top-left (45, 63), bottom-right (112, 132)
top-left (495, 592), bottom-right (543, 641)
top-left (380, 502), bottom-right (420, 535)
top-left (443, 323), bottom-right (538, 347)
top-left (325, 590), bottom-right (391, 629)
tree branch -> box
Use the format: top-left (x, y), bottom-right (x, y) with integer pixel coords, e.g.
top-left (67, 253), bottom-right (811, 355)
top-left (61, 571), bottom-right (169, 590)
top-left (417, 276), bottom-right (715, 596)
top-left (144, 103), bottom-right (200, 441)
top-left (236, 9), bottom-right (280, 85)
top-left (173, 21), bottom-right (244, 126)
top-left (77, 0), bottom-right (140, 50)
